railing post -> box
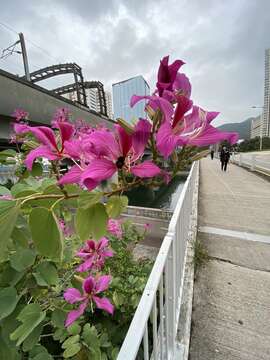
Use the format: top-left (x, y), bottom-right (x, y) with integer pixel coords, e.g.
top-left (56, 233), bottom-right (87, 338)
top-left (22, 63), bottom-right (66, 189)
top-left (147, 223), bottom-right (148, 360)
top-left (251, 154), bottom-right (256, 171)
top-left (239, 153), bottom-right (242, 166)
top-left (165, 239), bottom-right (176, 359)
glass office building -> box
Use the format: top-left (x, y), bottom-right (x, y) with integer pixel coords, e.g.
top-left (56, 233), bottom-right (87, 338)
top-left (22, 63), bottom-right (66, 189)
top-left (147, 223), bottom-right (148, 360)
top-left (112, 75), bottom-right (150, 123)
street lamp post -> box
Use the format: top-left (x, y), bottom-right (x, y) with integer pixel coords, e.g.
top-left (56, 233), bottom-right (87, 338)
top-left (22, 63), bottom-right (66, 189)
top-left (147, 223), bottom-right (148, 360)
top-left (251, 106), bottom-right (264, 151)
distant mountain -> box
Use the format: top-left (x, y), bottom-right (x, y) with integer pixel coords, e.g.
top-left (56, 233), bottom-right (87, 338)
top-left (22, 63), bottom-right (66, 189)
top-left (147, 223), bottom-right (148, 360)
top-left (218, 118), bottom-right (253, 140)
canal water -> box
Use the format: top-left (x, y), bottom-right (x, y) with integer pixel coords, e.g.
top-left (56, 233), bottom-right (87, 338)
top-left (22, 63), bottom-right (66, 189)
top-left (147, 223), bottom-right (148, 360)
top-left (126, 174), bottom-right (187, 211)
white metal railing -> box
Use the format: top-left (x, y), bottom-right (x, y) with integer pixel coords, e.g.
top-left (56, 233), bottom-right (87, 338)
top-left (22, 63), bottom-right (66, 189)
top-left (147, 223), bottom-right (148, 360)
top-left (117, 161), bottom-right (199, 360)
top-left (231, 153), bottom-right (270, 175)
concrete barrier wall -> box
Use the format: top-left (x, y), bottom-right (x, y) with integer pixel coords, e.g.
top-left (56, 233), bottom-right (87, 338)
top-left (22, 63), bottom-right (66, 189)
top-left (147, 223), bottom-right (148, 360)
top-left (0, 69), bottom-right (114, 139)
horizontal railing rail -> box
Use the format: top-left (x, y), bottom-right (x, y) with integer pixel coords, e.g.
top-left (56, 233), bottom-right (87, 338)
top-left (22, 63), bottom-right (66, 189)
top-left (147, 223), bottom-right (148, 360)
top-left (117, 161), bottom-right (199, 360)
top-left (231, 153), bottom-right (270, 175)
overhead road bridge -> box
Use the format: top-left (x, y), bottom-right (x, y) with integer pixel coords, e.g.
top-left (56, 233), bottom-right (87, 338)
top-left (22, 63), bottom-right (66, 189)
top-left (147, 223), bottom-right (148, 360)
top-left (0, 69), bottom-right (114, 148)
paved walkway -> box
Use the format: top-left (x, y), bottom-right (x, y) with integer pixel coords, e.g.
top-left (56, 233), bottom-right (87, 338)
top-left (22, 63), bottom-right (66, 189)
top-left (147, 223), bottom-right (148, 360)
top-left (189, 158), bottom-right (270, 360)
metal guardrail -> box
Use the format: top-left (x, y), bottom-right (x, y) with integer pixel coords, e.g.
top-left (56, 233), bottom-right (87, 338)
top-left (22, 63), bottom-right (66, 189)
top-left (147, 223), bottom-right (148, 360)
top-left (231, 153), bottom-right (270, 175)
top-left (117, 161), bottom-right (199, 360)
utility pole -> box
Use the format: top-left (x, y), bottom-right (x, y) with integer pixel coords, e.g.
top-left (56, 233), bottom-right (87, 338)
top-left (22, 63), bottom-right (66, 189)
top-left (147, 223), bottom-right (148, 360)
top-left (19, 32), bottom-right (30, 81)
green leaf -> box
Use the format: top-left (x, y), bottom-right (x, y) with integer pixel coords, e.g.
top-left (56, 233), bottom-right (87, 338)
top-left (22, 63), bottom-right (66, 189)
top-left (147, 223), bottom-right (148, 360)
top-left (106, 195), bottom-right (128, 218)
top-left (0, 200), bottom-right (19, 252)
top-left (30, 162), bottom-right (43, 177)
top-left (29, 208), bottom-right (63, 260)
top-left (111, 347), bottom-right (119, 360)
top-left (0, 330), bottom-right (20, 360)
top-left (0, 287), bottom-right (19, 320)
top-left (10, 248), bottom-right (36, 272)
top-left (75, 203), bottom-right (108, 240)
top-left (62, 334), bottom-right (80, 349)
top-left (34, 261), bottom-right (59, 286)
top-left (82, 324), bottom-right (100, 349)
top-left (11, 226), bottom-right (29, 248)
top-left (67, 322), bottom-right (81, 335)
top-left (22, 323), bottom-right (43, 351)
top-left (51, 308), bottom-right (66, 328)
top-left (78, 191), bottom-right (103, 209)
top-left (32, 354), bottom-right (53, 360)
top-left (29, 344), bottom-right (53, 360)
top-left (0, 265), bottom-right (25, 287)
top-left (11, 183), bottom-right (33, 197)
top-left (0, 186), bottom-right (11, 196)
top-left (63, 343), bottom-right (81, 358)
top-left (10, 303), bottom-right (46, 346)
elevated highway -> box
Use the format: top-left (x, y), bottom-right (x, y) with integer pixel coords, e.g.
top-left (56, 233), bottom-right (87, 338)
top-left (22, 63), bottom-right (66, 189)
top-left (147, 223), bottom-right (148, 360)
top-left (0, 69), bottom-right (114, 146)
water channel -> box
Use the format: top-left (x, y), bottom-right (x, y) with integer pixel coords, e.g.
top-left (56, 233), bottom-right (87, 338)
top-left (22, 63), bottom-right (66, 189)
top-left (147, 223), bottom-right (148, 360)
top-left (126, 173), bottom-right (187, 211)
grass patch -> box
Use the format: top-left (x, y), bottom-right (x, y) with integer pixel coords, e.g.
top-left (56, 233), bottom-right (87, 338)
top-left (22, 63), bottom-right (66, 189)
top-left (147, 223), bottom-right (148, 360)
top-left (192, 238), bottom-right (209, 271)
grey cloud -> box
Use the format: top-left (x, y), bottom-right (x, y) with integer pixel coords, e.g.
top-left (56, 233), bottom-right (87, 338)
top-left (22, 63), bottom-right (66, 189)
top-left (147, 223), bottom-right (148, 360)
top-left (0, 0), bottom-right (270, 125)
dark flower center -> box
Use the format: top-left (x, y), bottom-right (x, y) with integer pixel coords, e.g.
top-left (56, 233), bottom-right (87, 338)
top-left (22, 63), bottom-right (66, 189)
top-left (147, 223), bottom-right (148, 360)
top-left (116, 156), bottom-right (125, 169)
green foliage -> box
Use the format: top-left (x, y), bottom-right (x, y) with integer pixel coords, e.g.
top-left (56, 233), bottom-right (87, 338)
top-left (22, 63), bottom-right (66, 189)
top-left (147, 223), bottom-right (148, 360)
top-left (0, 153), bottom-right (151, 359)
top-left (106, 195), bottom-right (128, 218)
top-left (10, 248), bottom-right (36, 272)
top-left (0, 200), bottom-right (19, 253)
top-left (76, 203), bottom-right (108, 240)
top-left (78, 190), bottom-right (103, 209)
top-left (10, 303), bottom-right (46, 346)
top-left (238, 136), bottom-right (270, 152)
top-left (0, 287), bottom-right (19, 320)
top-left (29, 207), bottom-right (63, 261)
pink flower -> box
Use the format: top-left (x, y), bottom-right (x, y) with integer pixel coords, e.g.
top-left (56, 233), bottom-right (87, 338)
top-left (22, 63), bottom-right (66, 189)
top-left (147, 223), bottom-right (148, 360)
top-left (13, 117), bottom-right (75, 170)
top-left (156, 106), bottom-right (238, 158)
top-left (51, 108), bottom-right (70, 126)
top-left (0, 194), bottom-right (13, 201)
top-left (12, 108), bottom-right (29, 122)
top-left (144, 223), bottom-right (152, 231)
top-left (76, 237), bottom-right (113, 272)
top-left (64, 275), bottom-right (114, 327)
top-left (130, 95), bottom-right (174, 123)
top-left (58, 219), bottom-right (73, 237)
top-left (107, 219), bottom-right (122, 238)
top-left (157, 55), bottom-right (185, 96)
top-left (59, 119), bottom-right (161, 190)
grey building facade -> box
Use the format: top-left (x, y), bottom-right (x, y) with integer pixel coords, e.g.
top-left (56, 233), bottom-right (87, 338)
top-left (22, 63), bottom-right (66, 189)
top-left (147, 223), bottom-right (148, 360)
top-left (112, 76), bottom-right (150, 123)
top-left (263, 48), bottom-right (270, 137)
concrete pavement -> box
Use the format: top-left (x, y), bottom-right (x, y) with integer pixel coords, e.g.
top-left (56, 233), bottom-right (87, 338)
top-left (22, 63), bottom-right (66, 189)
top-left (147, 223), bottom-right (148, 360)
top-left (189, 158), bottom-right (270, 360)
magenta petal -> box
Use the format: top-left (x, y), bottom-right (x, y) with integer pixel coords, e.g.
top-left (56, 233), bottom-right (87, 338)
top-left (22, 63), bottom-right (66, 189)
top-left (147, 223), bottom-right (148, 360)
top-left (132, 118), bottom-right (151, 157)
top-left (93, 296), bottom-right (114, 314)
top-left (65, 300), bottom-right (88, 327)
top-left (29, 126), bottom-right (58, 149)
top-left (57, 122), bottom-right (74, 143)
top-left (64, 288), bottom-right (84, 304)
top-left (206, 111), bottom-right (220, 123)
top-left (63, 140), bottom-right (81, 158)
top-left (115, 125), bottom-right (132, 157)
top-left (81, 159), bottom-right (116, 190)
top-left (156, 123), bottom-right (183, 158)
top-left (76, 258), bottom-right (94, 272)
top-left (13, 123), bottom-right (30, 134)
top-left (103, 250), bottom-right (114, 257)
top-left (131, 160), bottom-right (161, 178)
top-left (172, 96), bottom-right (193, 128)
top-left (95, 275), bottom-right (112, 293)
top-left (58, 165), bottom-right (83, 185)
top-left (157, 56), bottom-right (185, 95)
top-left (188, 125), bottom-right (239, 146)
top-left (83, 276), bottom-right (95, 294)
top-left (173, 73), bottom-right (192, 98)
top-left (85, 130), bottom-right (120, 159)
top-left (130, 95), bottom-right (173, 123)
top-left (25, 145), bottom-right (58, 170)
top-left (97, 237), bottom-right (109, 250)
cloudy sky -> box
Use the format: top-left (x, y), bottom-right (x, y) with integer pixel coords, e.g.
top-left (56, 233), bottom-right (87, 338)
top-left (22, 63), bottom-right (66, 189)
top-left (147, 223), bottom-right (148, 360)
top-left (0, 0), bottom-right (269, 126)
